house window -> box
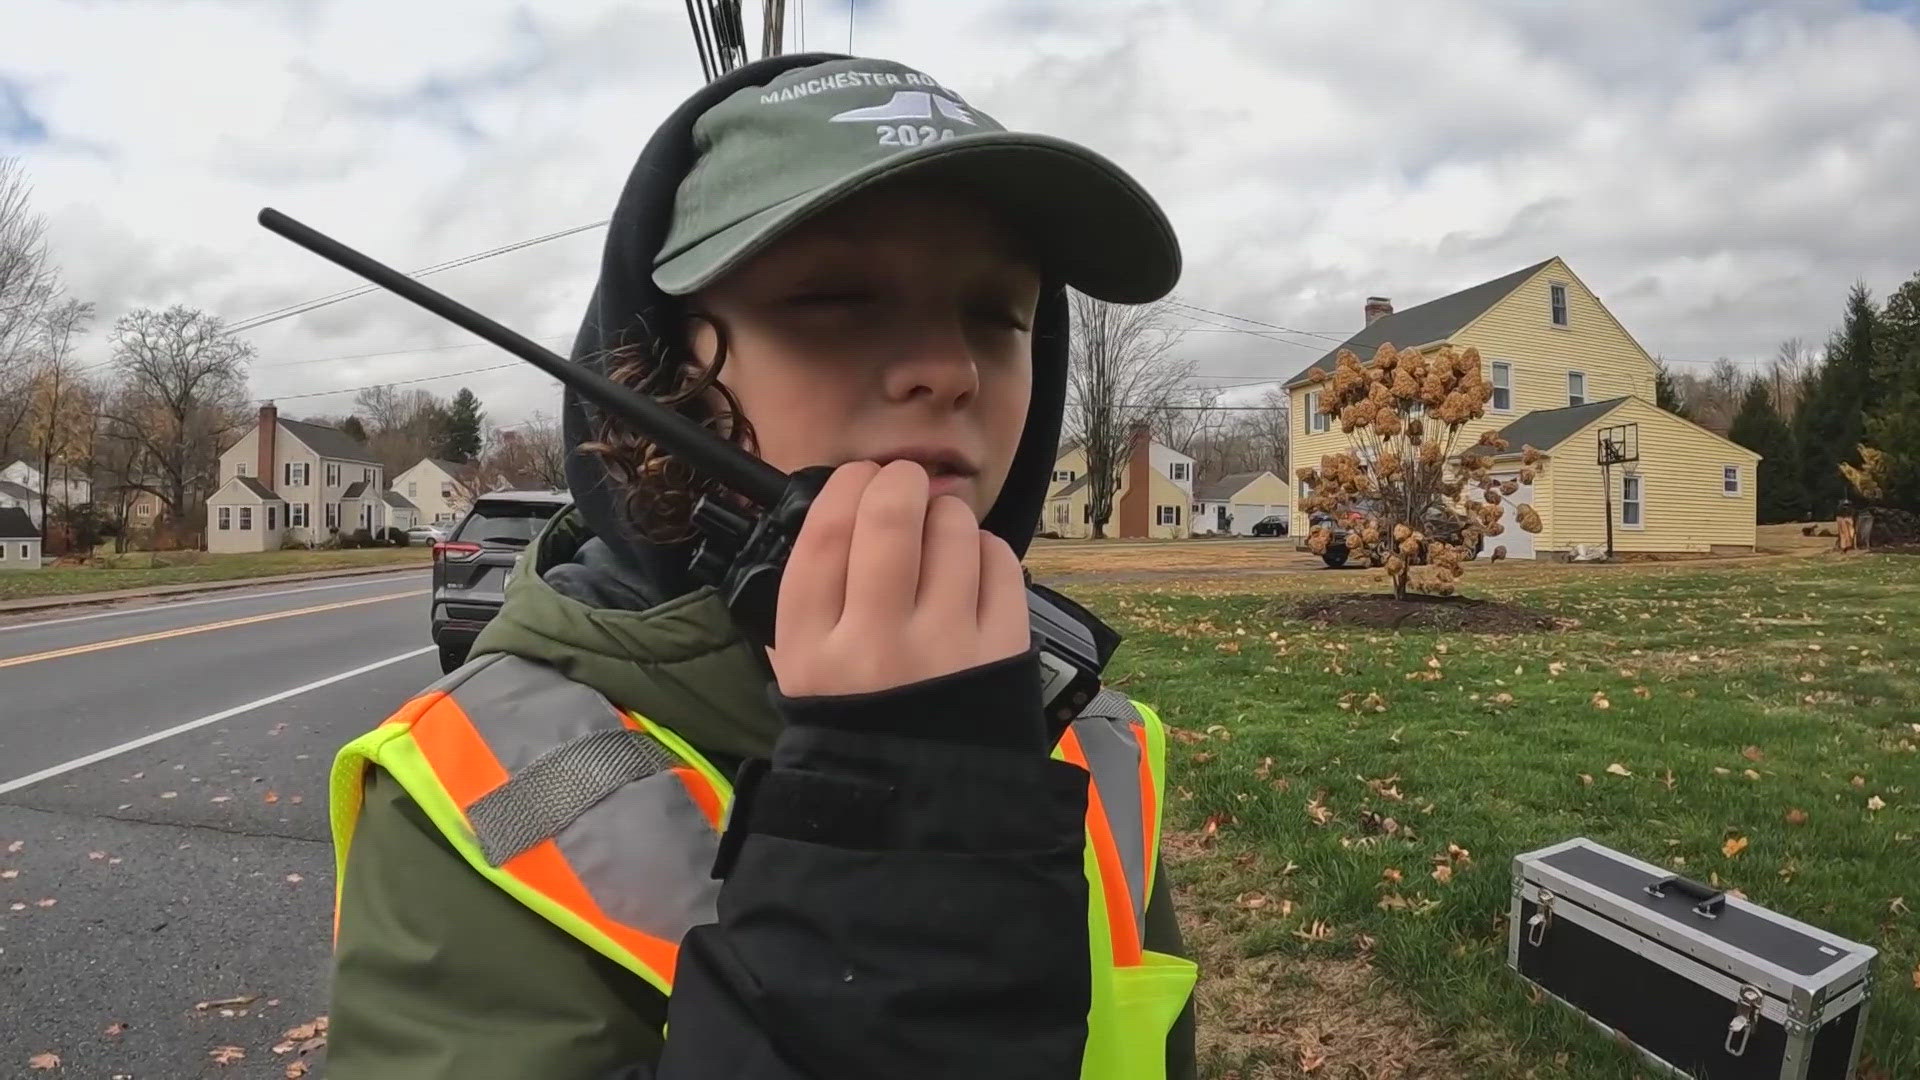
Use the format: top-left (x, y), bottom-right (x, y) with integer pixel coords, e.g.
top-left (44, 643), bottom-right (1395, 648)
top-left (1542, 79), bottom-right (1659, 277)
top-left (1550, 283), bottom-right (1569, 327)
top-left (235, 462), bottom-right (248, 477)
top-left (1051, 469), bottom-right (1078, 484)
top-left (285, 462), bottom-right (309, 486)
top-left (1491, 362), bottom-right (1513, 411)
top-left (325, 502), bottom-right (339, 530)
top-left (239, 506), bottom-right (253, 531)
top-left (441, 483), bottom-right (454, 499)
top-left (290, 503), bottom-right (307, 528)
top-left (1169, 461), bottom-right (1191, 482)
top-left (1723, 465), bottom-right (1742, 496)
top-left (1306, 391), bottom-right (1329, 434)
top-left (137, 503), bottom-right (152, 517)
top-left (326, 463), bottom-right (340, 487)
top-left (16, 544), bottom-right (26, 560)
top-left (407, 481), bottom-right (418, 498)
top-left (267, 505), bottom-right (278, 530)
top-left (1621, 474), bottom-right (1643, 528)
top-left (1082, 504), bottom-right (1091, 524)
top-left (217, 507), bottom-right (232, 530)
top-left (1156, 505), bottom-right (1181, 527)
top-left (1567, 371), bottom-right (1587, 407)
top-left (364, 467), bottom-right (374, 484)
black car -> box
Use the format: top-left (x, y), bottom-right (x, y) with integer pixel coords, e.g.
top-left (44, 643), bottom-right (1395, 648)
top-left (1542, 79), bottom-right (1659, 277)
top-left (1249, 515), bottom-right (1288, 537)
top-left (430, 489), bottom-right (570, 671)
top-left (1308, 507), bottom-right (1483, 569)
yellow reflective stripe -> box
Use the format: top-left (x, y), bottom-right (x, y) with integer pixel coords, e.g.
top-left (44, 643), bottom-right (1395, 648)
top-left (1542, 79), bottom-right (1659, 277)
top-left (1132, 699), bottom-right (1170, 897)
top-left (630, 711), bottom-right (734, 801)
top-left (330, 722), bottom-right (416, 925)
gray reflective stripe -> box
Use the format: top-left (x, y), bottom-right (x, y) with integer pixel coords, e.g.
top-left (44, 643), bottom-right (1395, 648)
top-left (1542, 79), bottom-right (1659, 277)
top-left (468, 727), bottom-right (681, 866)
top-left (448, 655), bottom-right (629, 774)
top-left (1071, 697), bottom-right (1149, 942)
top-left (555, 771), bottom-right (723, 940)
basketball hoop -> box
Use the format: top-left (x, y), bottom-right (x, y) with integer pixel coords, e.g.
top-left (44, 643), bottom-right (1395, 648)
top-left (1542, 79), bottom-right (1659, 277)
top-left (1597, 424), bottom-right (1639, 558)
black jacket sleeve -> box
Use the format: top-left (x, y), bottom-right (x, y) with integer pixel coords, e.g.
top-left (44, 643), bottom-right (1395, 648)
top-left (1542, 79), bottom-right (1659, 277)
top-left (638, 649), bottom-right (1097, 1080)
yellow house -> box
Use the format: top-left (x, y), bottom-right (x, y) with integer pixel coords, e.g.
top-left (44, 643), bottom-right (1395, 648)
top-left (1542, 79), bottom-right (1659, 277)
top-left (1043, 427), bottom-right (1195, 539)
top-left (1285, 258), bottom-right (1758, 557)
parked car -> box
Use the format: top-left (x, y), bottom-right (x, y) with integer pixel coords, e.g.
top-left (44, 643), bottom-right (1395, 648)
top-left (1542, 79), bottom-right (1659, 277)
top-left (430, 490), bottom-right (570, 671)
top-left (407, 524), bottom-right (448, 545)
top-left (1249, 515), bottom-right (1288, 537)
top-left (1308, 506), bottom-right (1483, 569)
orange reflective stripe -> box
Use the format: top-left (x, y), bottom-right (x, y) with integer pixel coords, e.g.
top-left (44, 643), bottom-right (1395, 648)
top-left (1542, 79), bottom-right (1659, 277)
top-left (408, 695), bottom-right (509, 809)
top-left (502, 836), bottom-right (683, 983)
top-left (672, 767), bottom-right (725, 831)
top-left (1058, 726), bottom-right (1142, 967)
top-left (1132, 720), bottom-right (1158, 898)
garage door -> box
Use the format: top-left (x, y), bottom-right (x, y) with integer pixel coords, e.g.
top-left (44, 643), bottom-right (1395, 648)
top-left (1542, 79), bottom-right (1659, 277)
top-left (1232, 503), bottom-right (1283, 535)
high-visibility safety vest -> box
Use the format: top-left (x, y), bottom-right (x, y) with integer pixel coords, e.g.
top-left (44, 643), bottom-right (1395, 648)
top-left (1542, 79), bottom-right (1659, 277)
top-left (332, 654), bottom-right (1197, 1078)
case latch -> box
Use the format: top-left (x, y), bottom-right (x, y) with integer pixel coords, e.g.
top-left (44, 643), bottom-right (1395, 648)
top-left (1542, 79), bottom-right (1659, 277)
top-left (1526, 888), bottom-right (1556, 947)
top-left (1724, 985), bottom-right (1763, 1057)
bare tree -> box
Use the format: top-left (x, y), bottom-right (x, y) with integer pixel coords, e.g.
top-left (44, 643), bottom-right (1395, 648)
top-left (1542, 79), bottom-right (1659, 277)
top-left (1150, 386), bottom-right (1222, 460)
top-left (481, 414), bottom-right (568, 491)
top-left (103, 306), bottom-right (254, 542)
top-left (27, 300), bottom-right (95, 543)
top-left (89, 393), bottom-right (153, 554)
top-left (1065, 293), bottom-right (1190, 538)
top-left (0, 157), bottom-right (63, 462)
top-left (354, 384), bottom-right (449, 477)
top-left (1672, 357), bottom-right (1751, 434)
top-left (1769, 337), bottom-right (1812, 419)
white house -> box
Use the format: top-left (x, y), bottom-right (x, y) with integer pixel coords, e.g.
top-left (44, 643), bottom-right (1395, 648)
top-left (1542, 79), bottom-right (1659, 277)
top-left (1042, 424), bottom-right (1197, 539)
top-left (209, 403), bottom-right (387, 551)
top-left (1191, 471), bottom-right (1291, 536)
top-left (0, 479), bottom-right (40, 527)
top-left (392, 458), bottom-right (475, 526)
top-left (0, 506), bottom-right (42, 570)
top-left (1, 460), bottom-right (90, 520)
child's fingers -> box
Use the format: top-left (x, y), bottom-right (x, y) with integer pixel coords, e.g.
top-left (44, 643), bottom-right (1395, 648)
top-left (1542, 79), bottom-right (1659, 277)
top-left (974, 532), bottom-right (1030, 661)
top-left (776, 461), bottom-right (876, 646)
top-left (840, 461), bottom-right (929, 632)
top-left (913, 495), bottom-right (982, 631)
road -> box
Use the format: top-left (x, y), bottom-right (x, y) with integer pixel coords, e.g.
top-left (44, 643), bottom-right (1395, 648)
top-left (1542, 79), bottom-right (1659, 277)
top-left (0, 572), bottom-right (436, 1079)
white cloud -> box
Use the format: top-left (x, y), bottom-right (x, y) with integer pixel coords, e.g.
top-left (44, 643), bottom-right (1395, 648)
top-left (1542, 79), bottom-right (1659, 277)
top-left (3, 0), bottom-right (1917, 427)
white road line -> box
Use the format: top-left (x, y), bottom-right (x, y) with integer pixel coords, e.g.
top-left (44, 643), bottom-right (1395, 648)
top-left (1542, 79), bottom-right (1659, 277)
top-left (0, 573), bottom-right (428, 634)
top-left (0, 645), bottom-right (436, 796)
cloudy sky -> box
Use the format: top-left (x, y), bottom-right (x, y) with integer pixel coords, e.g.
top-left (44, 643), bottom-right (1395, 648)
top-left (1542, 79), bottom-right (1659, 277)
top-left (5, 0), bottom-right (1919, 426)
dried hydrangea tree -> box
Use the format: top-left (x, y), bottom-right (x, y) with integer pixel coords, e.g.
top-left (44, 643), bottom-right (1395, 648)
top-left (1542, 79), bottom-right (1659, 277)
top-left (1296, 343), bottom-right (1546, 600)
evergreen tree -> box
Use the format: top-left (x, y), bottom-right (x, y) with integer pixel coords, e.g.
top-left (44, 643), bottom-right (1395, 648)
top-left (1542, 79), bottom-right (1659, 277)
top-left (1865, 270), bottom-right (1920, 510)
top-left (339, 415), bottom-right (369, 443)
top-left (441, 387), bottom-right (485, 463)
top-left (1728, 380), bottom-right (1803, 523)
top-left (1793, 283), bottom-right (1879, 518)
top-left (1653, 355), bottom-right (1690, 418)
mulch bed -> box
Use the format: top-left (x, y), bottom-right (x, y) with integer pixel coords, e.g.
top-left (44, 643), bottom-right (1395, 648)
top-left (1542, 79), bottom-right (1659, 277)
top-left (1283, 592), bottom-right (1573, 633)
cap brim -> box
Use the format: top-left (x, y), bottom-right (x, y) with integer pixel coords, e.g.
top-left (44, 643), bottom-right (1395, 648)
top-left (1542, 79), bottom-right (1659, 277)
top-left (652, 131), bottom-right (1180, 304)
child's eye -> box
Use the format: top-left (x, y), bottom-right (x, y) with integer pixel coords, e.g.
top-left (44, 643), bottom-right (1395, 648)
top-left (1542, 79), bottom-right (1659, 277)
top-left (787, 289), bottom-right (875, 308)
top-left (969, 306), bottom-right (1031, 332)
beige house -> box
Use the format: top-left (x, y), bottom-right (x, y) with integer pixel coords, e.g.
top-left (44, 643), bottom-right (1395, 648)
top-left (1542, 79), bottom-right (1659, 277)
top-left (212, 404), bottom-right (386, 551)
top-left (1043, 425), bottom-right (1196, 539)
top-left (206, 476), bottom-right (287, 553)
top-left (1, 506), bottom-right (41, 570)
top-left (392, 458), bottom-right (474, 525)
top-left (382, 490), bottom-right (422, 531)
top-left (1285, 258), bottom-right (1758, 558)
top-left (1192, 471), bottom-right (1289, 536)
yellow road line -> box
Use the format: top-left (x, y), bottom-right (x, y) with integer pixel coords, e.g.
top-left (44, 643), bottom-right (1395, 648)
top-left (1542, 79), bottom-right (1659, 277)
top-left (0, 590), bottom-right (425, 669)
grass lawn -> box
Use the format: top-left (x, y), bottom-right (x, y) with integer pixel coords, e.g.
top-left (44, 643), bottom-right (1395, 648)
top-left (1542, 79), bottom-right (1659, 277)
top-left (1087, 554), bottom-right (1918, 1078)
top-left (0, 547), bottom-right (429, 601)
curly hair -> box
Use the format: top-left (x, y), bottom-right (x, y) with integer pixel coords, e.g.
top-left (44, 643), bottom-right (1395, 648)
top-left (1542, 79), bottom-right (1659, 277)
top-left (578, 308), bottom-right (757, 544)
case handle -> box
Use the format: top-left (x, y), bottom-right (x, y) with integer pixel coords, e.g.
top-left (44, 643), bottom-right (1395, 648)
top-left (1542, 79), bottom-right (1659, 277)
top-left (1646, 874), bottom-right (1727, 919)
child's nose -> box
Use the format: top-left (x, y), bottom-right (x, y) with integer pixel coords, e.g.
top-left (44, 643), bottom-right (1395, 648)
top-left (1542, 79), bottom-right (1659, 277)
top-left (881, 325), bottom-right (980, 407)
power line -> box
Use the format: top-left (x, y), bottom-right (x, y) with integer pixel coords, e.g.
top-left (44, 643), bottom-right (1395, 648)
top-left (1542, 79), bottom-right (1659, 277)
top-left (1166, 297), bottom-right (1353, 346)
top-left (258, 359), bottom-right (558, 403)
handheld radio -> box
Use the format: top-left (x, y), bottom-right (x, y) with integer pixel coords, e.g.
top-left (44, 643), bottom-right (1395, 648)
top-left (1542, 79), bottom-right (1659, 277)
top-left (256, 208), bottom-right (1117, 734)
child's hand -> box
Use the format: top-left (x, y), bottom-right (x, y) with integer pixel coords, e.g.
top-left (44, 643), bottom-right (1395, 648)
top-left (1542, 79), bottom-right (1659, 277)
top-left (768, 459), bottom-right (1029, 697)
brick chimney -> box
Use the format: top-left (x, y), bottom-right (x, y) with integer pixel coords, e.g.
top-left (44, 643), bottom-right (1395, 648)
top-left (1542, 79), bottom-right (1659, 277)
top-left (1365, 296), bottom-right (1394, 325)
top-left (257, 402), bottom-right (277, 491)
top-left (1116, 420), bottom-right (1153, 538)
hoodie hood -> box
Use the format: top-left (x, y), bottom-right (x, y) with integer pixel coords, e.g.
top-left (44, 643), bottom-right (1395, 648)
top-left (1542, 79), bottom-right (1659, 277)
top-left (560, 52), bottom-right (1073, 588)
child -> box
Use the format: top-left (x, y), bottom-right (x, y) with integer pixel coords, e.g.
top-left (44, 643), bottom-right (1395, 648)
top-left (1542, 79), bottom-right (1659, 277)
top-left (328, 53), bottom-right (1195, 1079)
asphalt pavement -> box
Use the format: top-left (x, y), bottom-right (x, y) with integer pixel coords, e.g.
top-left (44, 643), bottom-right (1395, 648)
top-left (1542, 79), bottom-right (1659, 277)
top-left (0, 572), bottom-right (438, 1079)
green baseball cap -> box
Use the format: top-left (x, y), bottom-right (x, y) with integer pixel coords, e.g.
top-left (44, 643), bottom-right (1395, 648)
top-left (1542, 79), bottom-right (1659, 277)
top-left (652, 57), bottom-right (1180, 304)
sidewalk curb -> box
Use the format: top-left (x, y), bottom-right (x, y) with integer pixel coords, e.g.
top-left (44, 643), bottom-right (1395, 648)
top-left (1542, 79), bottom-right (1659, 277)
top-left (0, 562), bottom-right (432, 616)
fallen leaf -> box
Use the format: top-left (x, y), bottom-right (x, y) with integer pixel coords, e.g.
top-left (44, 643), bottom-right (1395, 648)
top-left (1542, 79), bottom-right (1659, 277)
top-left (1661, 769), bottom-right (1677, 791)
top-left (1189, 751), bottom-right (1215, 765)
top-left (286, 873), bottom-right (303, 884)
top-left (1722, 836), bottom-right (1750, 859)
top-left (282, 1022), bottom-right (319, 1041)
top-left (1, 868), bottom-right (16, 879)
top-left (34, 898), bottom-right (56, 908)
top-left (286, 1063), bottom-right (310, 1079)
top-left (6, 840), bottom-right (21, 853)
top-left (1305, 795), bottom-right (1333, 827)
top-left (1606, 763), bottom-right (1632, 777)
top-left (288, 795), bottom-right (303, 805)
top-left (104, 1022), bottom-right (125, 1037)
top-left (1713, 766), bottom-right (1732, 776)
top-left (1298, 1046), bottom-right (1327, 1073)
top-left (1491, 692), bottom-right (1514, 706)
top-left (1633, 685), bottom-right (1652, 698)
top-left (1786, 808), bottom-right (1809, 826)
top-left (7, 902), bottom-right (22, 911)
top-left (86, 851), bottom-right (106, 861)
top-left (1742, 745), bottom-right (1765, 762)
top-left (1292, 919), bottom-right (1334, 942)
top-left (28, 1052), bottom-right (59, 1070)
top-left (1744, 769), bottom-right (1762, 781)
top-left (195, 996), bottom-right (259, 1012)
top-left (1447, 843), bottom-right (1472, 865)
top-left (1868, 795), bottom-right (1887, 812)
top-left (1548, 661), bottom-right (1567, 676)
top-left (1252, 757), bottom-right (1273, 780)
top-left (264, 791), bottom-right (279, 804)
top-left (1382, 867), bottom-right (1404, 885)
top-left (1431, 863), bottom-right (1454, 884)
top-left (1280, 860), bottom-right (1299, 876)
top-left (159, 791), bottom-right (177, 799)
top-left (1236, 891), bottom-right (1269, 910)
top-left (210, 1045), bottom-right (246, 1066)
top-left (1578, 773), bottom-right (1594, 787)
top-left (210, 795), bottom-right (231, 804)
top-left (1890, 897), bottom-right (1909, 916)
top-left (1853, 775), bottom-right (1868, 788)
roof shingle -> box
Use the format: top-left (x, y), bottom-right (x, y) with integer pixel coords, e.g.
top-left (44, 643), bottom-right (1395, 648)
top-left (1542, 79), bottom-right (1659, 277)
top-left (1284, 259), bottom-right (1556, 389)
top-left (1465, 397), bottom-right (1629, 459)
top-left (279, 418), bottom-right (379, 464)
top-left (0, 505), bottom-right (36, 538)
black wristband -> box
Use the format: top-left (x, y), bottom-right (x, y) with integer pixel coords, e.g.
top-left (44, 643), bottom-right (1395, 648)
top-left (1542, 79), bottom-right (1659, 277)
top-left (769, 648), bottom-right (1047, 754)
